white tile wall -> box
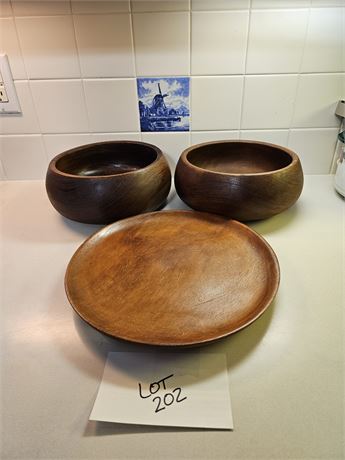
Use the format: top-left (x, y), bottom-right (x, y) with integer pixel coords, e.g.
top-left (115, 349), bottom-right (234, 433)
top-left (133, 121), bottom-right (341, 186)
top-left (71, 1), bottom-right (130, 14)
top-left (0, 1), bottom-right (344, 180)
top-left (73, 13), bottom-right (134, 78)
top-left (92, 132), bottom-right (141, 142)
top-left (246, 9), bottom-right (309, 74)
top-left (252, 0), bottom-right (311, 7)
top-left (83, 79), bottom-right (139, 132)
top-left (0, 81), bottom-right (40, 134)
top-left (191, 131), bottom-right (239, 144)
top-left (240, 130), bottom-right (289, 146)
top-left (192, 0), bottom-right (250, 9)
top-left (131, 1), bottom-right (189, 12)
top-left (0, 1), bottom-right (13, 16)
top-left (288, 128), bottom-right (339, 174)
top-left (43, 133), bottom-right (93, 161)
top-left (0, 17), bottom-right (27, 79)
top-left (242, 75), bottom-right (298, 129)
top-left (191, 76), bottom-right (243, 130)
top-left (141, 131), bottom-right (190, 170)
top-left (0, 135), bottom-right (48, 179)
top-left (0, 157), bottom-right (6, 179)
top-left (301, 8), bottom-right (344, 73)
top-left (11, 1), bottom-right (71, 16)
top-left (191, 11), bottom-right (249, 75)
top-left (15, 16), bottom-right (80, 79)
top-left (30, 80), bottom-right (89, 133)
top-left (132, 12), bottom-right (189, 76)
top-left (292, 74), bottom-right (344, 128)
top-left (311, 1), bottom-right (345, 6)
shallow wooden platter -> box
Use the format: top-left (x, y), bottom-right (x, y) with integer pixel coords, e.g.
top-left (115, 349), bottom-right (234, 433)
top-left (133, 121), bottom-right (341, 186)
top-left (65, 211), bottom-right (280, 346)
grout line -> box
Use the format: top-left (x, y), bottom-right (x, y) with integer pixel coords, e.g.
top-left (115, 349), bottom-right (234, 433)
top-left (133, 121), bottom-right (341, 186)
top-left (1, 128), bottom-right (339, 137)
top-left (11, 8), bottom-right (46, 159)
top-left (129, 1), bottom-right (138, 78)
top-left (129, 0), bottom-right (142, 136)
top-left (239, 0), bottom-right (252, 130)
top-left (287, 5), bottom-right (311, 146)
top-left (188, 0), bottom-right (191, 76)
top-left (0, 157), bottom-right (8, 180)
top-left (0, 132), bottom-right (143, 137)
top-left (70, 13), bottom-right (92, 134)
top-left (129, 6), bottom-right (142, 138)
top-left (4, 0), bottom-right (13, 17)
top-left (188, 0), bottom-right (192, 133)
top-left (12, 16), bottom-right (29, 81)
top-left (11, 71), bottom-right (344, 84)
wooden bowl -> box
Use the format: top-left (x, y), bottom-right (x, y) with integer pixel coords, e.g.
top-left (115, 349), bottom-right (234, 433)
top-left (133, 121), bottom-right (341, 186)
top-left (65, 210), bottom-right (280, 346)
top-left (175, 140), bottom-right (304, 221)
top-left (46, 141), bottom-right (171, 224)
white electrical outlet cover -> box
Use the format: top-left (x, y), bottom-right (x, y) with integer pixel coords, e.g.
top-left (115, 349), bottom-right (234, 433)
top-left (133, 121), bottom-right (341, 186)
top-left (0, 54), bottom-right (21, 114)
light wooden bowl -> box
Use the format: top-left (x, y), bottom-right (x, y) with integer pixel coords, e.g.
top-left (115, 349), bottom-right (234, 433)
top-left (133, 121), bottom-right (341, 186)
top-left (46, 141), bottom-right (171, 224)
top-left (175, 140), bottom-right (304, 221)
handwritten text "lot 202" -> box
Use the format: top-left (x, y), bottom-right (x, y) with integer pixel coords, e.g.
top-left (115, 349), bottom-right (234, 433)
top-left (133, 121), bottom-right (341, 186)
top-left (138, 374), bottom-right (187, 413)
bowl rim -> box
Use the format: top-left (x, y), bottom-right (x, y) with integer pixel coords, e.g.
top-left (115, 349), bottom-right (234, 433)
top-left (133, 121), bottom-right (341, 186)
top-left (180, 139), bottom-right (301, 176)
top-left (48, 140), bottom-right (165, 179)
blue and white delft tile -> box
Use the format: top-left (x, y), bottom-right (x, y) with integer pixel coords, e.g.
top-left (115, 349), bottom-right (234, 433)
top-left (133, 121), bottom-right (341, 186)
top-left (137, 77), bottom-right (190, 132)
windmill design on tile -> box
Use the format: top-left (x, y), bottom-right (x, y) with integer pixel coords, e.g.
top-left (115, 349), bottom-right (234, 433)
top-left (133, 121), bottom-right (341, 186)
top-left (152, 83), bottom-right (168, 116)
top-left (139, 83), bottom-right (181, 131)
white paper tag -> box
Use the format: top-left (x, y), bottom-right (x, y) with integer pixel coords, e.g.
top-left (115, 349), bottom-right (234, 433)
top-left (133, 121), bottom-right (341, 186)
top-left (89, 351), bottom-right (233, 430)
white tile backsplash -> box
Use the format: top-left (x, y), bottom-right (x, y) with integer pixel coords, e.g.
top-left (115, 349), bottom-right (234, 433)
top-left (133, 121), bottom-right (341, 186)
top-left (71, 1), bottom-right (130, 14)
top-left (15, 16), bottom-right (80, 79)
top-left (0, 158), bottom-right (5, 179)
top-left (0, 3), bottom-right (342, 179)
top-left (133, 12), bottom-right (189, 76)
top-left (301, 8), bottom-right (344, 73)
top-left (74, 14), bottom-right (134, 78)
top-left (131, 1), bottom-right (190, 12)
top-left (288, 128), bottom-right (339, 174)
top-left (191, 131), bottom-right (240, 143)
top-left (0, 135), bottom-right (48, 179)
top-left (0, 1), bottom-right (12, 17)
top-left (246, 9), bottom-right (309, 74)
top-left (240, 130), bottom-right (289, 146)
top-left (92, 133), bottom-right (141, 142)
top-left (311, 1), bottom-right (345, 6)
top-left (43, 134), bottom-right (93, 161)
top-left (83, 79), bottom-right (139, 132)
top-left (251, 0), bottom-right (310, 7)
top-left (292, 74), bottom-right (344, 128)
top-left (192, 11), bottom-right (249, 75)
top-left (11, 1), bottom-right (71, 16)
top-left (30, 80), bottom-right (89, 133)
top-left (191, 76), bottom-right (243, 130)
top-left (192, 0), bottom-right (250, 9)
top-left (141, 131), bottom-right (190, 170)
top-left (0, 18), bottom-right (27, 79)
top-left (0, 81), bottom-right (40, 134)
top-left (241, 75), bottom-right (298, 129)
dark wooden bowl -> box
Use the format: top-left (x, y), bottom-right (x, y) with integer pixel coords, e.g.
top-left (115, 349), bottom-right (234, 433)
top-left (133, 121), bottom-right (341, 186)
top-left (175, 140), bottom-right (304, 221)
top-left (46, 141), bottom-right (171, 224)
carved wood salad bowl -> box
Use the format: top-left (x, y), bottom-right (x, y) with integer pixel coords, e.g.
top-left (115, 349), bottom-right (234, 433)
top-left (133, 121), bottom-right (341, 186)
top-left (46, 140), bottom-right (171, 224)
top-left (175, 140), bottom-right (303, 221)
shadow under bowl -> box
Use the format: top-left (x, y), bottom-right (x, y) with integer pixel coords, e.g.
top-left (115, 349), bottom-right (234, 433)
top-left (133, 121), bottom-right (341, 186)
top-left (46, 140), bottom-right (171, 224)
top-left (174, 140), bottom-right (304, 221)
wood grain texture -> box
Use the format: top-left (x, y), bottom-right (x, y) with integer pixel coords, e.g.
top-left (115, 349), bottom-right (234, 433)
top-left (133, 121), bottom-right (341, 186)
top-left (65, 210), bottom-right (280, 347)
top-left (46, 141), bottom-right (171, 224)
top-left (175, 140), bottom-right (304, 221)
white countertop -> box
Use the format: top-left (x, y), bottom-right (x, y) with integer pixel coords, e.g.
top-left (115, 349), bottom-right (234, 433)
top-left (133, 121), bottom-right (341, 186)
top-left (1, 175), bottom-right (344, 460)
